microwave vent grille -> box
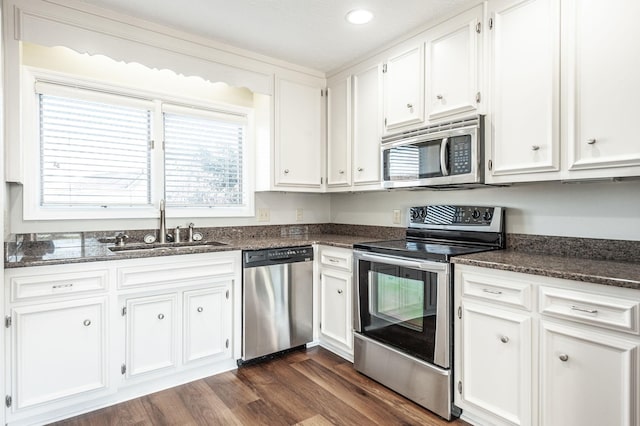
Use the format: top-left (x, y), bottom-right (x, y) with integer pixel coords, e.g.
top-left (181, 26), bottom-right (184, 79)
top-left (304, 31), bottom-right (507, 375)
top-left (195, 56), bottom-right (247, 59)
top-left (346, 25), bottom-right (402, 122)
top-left (381, 115), bottom-right (481, 145)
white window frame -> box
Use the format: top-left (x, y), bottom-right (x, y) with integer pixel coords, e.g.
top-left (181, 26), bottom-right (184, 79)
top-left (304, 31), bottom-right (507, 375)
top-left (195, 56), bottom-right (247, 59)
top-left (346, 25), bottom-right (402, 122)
top-left (22, 67), bottom-right (255, 220)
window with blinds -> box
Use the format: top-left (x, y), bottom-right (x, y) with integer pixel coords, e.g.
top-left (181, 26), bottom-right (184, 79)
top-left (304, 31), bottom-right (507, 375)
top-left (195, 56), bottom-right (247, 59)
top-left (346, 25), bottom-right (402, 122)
top-left (39, 94), bottom-right (152, 207)
top-left (164, 111), bottom-right (245, 207)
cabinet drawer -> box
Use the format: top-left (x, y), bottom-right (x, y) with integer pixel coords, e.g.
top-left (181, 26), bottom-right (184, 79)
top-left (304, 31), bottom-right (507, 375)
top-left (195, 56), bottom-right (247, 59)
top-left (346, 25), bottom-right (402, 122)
top-left (9, 269), bottom-right (108, 302)
top-left (460, 270), bottom-right (533, 311)
top-left (118, 255), bottom-right (237, 290)
top-left (320, 249), bottom-right (352, 272)
top-left (539, 286), bottom-right (640, 334)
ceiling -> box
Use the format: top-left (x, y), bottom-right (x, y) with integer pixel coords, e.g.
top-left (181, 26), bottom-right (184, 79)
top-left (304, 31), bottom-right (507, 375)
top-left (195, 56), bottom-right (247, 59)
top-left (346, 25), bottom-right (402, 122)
top-left (78, 0), bottom-right (479, 73)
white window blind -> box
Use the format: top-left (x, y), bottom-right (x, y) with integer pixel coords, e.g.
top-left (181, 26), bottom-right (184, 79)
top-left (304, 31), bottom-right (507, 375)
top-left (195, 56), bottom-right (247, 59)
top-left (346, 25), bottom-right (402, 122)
top-left (39, 93), bottom-right (152, 206)
top-left (164, 110), bottom-right (246, 207)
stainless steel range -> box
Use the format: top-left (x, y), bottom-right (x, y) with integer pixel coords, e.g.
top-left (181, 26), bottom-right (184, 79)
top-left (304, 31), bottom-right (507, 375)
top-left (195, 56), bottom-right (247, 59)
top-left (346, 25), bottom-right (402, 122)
top-left (353, 205), bottom-right (505, 420)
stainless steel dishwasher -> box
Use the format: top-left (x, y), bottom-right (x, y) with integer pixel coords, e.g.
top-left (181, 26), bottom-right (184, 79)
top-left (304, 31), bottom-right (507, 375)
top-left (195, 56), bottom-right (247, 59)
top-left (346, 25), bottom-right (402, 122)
top-left (241, 246), bottom-right (313, 363)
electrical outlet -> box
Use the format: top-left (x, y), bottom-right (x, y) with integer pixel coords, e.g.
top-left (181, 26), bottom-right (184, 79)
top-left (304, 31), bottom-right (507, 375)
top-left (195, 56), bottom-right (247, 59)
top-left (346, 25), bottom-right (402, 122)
top-left (257, 208), bottom-right (270, 222)
top-left (393, 209), bottom-right (402, 224)
top-left (296, 208), bottom-right (303, 221)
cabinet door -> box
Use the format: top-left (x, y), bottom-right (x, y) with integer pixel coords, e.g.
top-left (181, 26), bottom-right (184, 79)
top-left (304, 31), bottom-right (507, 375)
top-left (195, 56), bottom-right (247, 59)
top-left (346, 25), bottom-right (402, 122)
top-left (541, 321), bottom-right (638, 426)
top-left (459, 302), bottom-right (532, 426)
top-left (426, 5), bottom-right (482, 120)
top-left (327, 76), bottom-right (351, 188)
top-left (383, 45), bottom-right (424, 132)
top-left (125, 294), bottom-right (177, 378)
top-left (10, 298), bottom-right (107, 410)
top-left (564, 0), bottom-right (640, 175)
top-left (183, 285), bottom-right (231, 364)
top-left (275, 77), bottom-right (323, 188)
top-left (488, 0), bottom-right (560, 179)
top-left (353, 64), bottom-right (383, 186)
top-left (320, 269), bottom-right (353, 351)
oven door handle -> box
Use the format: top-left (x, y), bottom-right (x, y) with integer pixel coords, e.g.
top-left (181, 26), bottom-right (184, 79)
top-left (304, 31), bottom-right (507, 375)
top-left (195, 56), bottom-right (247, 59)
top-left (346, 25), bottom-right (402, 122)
top-left (355, 252), bottom-right (448, 273)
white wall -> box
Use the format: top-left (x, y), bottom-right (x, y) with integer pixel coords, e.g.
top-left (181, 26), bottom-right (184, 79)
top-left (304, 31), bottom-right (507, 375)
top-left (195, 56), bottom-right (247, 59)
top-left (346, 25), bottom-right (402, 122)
top-left (330, 180), bottom-right (640, 241)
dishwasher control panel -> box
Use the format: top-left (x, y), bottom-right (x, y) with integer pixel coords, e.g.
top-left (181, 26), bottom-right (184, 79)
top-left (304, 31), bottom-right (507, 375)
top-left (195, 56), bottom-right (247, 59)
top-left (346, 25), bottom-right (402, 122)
top-left (243, 246), bottom-right (313, 267)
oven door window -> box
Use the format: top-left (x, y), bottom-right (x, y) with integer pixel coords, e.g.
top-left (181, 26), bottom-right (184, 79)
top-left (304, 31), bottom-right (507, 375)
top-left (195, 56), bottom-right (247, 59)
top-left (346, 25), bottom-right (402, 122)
top-left (359, 261), bottom-right (439, 364)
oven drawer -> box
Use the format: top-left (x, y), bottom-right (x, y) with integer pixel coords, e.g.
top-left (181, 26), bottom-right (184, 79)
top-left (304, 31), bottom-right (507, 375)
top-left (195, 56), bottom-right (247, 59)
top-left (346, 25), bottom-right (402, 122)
top-left (459, 269), bottom-right (533, 311)
top-left (319, 247), bottom-right (352, 272)
top-left (539, 286), bottom-right (640, 335)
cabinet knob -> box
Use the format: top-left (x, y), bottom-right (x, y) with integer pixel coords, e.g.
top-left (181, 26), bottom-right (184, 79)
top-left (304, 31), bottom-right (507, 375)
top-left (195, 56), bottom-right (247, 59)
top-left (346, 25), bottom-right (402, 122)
top-left (559, 353), bottom-right (569, 362)
top-left (406, 103), bottom-right (413, 109)
top-left (158, 313), bottom-right (165, 320)
top-left (197, 307), bottom-right (204, 313)
top-left (357, 167), bottom-right (364, 172)
top-left (284, 169), bottom-right (289, 174)
top-left (337, 289), bottom-right (343, 294)
top-left (83, 319), bottom-right (91, 327)
top-left (531, 145), bottom-right (540, 151)
top-left (339, 170), bottom-right (345, 174)
top-left (436, 94), bottom-right (443, 100)
top-left (587, 138), bottom-right (597, 145)
top-left (500, 336), bottom-right (509, 344)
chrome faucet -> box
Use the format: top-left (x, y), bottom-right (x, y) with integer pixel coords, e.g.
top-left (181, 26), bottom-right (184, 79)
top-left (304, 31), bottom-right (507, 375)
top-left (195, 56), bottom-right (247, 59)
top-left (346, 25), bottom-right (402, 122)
top-left (159, 199), bottom-right (166, 244)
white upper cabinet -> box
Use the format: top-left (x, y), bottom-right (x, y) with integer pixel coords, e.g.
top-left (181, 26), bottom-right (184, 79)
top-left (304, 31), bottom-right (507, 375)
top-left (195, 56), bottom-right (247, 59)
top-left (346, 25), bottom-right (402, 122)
top-left (383, 45), bottom-right (425, 132)
top-left (327, 76), bottom-right (352, 188)
top-left (353, 63), bottom-right (383, 187)
top-left (426, 4), bottom-right (483, 121)
top-left (274, 76), bottom-right (323, 190)
top-left (487, 0), bottom-right (561, 182)
top-left (562, 0), bottom-right (640, 178)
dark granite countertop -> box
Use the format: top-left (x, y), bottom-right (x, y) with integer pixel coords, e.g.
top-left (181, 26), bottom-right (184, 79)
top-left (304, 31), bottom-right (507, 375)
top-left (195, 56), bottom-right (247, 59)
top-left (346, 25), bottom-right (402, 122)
top-left (453, 250), bottom-right (640, 290)
top-left (4, 229), bottom-right (385, 268)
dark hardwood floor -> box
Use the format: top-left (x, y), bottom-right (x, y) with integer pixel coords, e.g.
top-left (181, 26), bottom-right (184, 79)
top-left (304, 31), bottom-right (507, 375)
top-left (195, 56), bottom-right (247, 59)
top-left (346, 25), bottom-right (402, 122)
top-left (52, 347), bottom-right (469, 426)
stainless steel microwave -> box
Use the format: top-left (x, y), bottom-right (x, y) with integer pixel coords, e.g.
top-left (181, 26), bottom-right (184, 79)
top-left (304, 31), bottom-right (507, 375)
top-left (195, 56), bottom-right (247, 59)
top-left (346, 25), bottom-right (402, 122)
top-left (381, 115), bottom-right (484, 188)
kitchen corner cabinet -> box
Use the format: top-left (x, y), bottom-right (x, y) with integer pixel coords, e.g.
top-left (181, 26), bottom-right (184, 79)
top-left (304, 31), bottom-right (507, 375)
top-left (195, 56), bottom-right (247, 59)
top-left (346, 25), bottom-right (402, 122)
top-left (383, 45), bottom-right (425, 133)
top-left (274, 76), bottom-right (323, 190)
top-left (317, 246), bottom-right (353, 361)
top-left (425, 4), bottom-right (483, 121)
top-left (454, 264), bottom-right (640, 426)
top-left (486, 0), bottom-right (561, 183)
top-left (327, 76), bottom-right (352, 188)
top-left (562, 0), bottom-right (640, 179)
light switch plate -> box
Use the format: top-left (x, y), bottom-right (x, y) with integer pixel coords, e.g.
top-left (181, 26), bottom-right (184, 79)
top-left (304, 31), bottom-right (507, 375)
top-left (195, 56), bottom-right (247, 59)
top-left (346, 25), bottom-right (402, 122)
top-left (296, 208), bottom-right (303, 221)
top-left (393, 209), bottom-right (401, 224)
top-left (257, 208), bottom-right (270, 222)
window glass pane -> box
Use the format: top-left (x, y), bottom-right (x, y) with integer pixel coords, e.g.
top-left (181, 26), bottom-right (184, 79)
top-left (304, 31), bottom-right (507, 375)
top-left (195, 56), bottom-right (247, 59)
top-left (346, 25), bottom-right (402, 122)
top-left (39, 94), bottom-right (152, 206)
top-left (164, 112), bottom-right (245, 207)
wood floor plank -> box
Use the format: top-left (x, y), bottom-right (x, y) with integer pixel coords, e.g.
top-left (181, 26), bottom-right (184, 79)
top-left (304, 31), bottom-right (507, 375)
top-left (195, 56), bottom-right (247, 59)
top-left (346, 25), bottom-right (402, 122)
top-left (51, 347), bottom-right (468, 426)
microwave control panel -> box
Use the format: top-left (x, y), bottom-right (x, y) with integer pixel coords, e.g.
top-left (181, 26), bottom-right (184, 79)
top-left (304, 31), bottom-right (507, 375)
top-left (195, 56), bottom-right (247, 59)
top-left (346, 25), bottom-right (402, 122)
top-left (449, 136), bottom-right (472, 175)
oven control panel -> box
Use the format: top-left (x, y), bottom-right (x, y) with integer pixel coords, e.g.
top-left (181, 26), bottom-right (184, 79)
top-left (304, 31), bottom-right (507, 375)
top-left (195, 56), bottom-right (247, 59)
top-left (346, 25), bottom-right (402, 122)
top-left (409, 205), bottom-right (496, 226)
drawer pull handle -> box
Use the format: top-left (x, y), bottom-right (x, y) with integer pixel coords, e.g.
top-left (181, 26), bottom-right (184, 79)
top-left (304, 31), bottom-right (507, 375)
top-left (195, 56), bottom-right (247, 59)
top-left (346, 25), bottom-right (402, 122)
top-left (197, 307), bottom-right (204, 313)
top-left (587, 138), bottom-right (597, 145)
top-left (329, 258), bottom-right (340, 263)
top-left (337, 289), bottom-right (343, 294)
top-left (482, 288), bottom-right (503, 295)
top-left (531, 145), bottom-right (540, 151)
top-left (570, 305), bottom-right (598, 314)
top-left (52, 283), bottom-right (74, 289)
top-left (158, 313), bottom-right (165, 320)
top-left (83, 319), bottom-right (91, 327)
top-left (559, 353), bottom-right (569, 362)
top-left (357, 167), bottom-right (364, 171)
top-left (500, 336), bottom-right (509, 344)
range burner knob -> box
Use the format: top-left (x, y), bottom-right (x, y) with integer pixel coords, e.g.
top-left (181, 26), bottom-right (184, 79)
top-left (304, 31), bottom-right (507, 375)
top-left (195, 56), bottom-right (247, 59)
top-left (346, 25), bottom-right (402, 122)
top-left (471, 209), bottom-right (481, 219)
top-left (483, 210), bottom-right (493, 221)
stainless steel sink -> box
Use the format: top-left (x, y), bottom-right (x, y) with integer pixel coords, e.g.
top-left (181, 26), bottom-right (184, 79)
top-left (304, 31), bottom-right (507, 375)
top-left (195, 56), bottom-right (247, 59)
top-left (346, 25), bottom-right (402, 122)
top-left (109, 241), bottom-right (227, 254)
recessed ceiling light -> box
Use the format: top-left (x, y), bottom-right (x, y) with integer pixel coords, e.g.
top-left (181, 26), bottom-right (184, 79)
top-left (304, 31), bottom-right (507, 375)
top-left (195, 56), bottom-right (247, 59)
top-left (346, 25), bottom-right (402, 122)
top-left (345, 9), bottom-right (374, 25)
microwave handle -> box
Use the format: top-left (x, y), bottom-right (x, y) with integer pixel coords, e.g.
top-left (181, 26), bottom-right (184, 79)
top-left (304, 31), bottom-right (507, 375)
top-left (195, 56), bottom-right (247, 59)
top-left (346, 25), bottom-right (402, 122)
top-left (440, 137), bottom-right (450, 176)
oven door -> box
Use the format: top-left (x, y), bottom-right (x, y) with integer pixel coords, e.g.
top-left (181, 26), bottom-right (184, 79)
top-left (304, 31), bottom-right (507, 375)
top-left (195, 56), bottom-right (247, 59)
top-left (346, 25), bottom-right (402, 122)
top-left (353, 251), bottom-right (451, 368)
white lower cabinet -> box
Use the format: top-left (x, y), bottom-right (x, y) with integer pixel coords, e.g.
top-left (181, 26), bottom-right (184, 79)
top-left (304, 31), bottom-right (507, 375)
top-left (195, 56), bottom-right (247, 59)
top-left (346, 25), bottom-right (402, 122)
top-left (125, 294), bottom-right (178, 378)
top-left (10, 297), bottom-right (109, 410)
top-left (540, 321), bottom-right (638, 426)
top-left (459, 301), bottom-right (532, 425)
top-left (455, 264), bottom-right (640, 426)
top-left (317, 246), bottom-right (353, 360)
top-left (4, 251), bottom-right (241, 425)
